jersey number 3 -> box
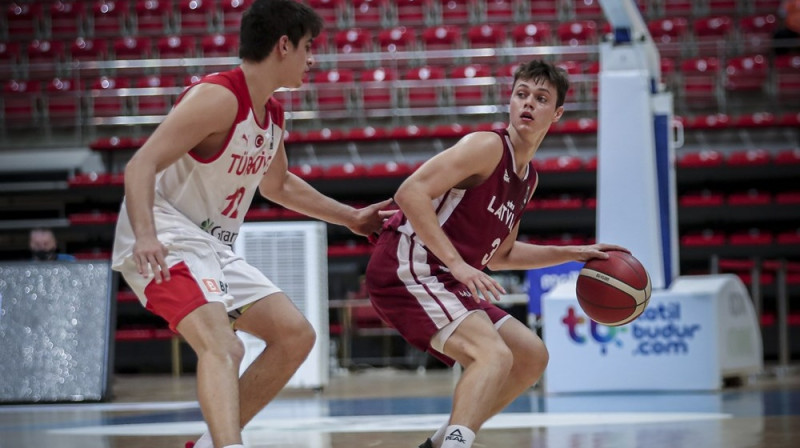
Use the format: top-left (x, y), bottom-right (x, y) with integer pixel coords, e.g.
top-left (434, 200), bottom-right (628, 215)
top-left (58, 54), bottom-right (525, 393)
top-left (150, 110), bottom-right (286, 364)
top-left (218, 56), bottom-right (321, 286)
top-left (481, 238), bottom-right (502, 265)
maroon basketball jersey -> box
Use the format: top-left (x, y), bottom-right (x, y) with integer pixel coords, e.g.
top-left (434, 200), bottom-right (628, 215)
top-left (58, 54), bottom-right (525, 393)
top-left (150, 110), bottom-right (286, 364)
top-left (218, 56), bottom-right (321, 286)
top-left (386, 129), bottom-right (538, 268)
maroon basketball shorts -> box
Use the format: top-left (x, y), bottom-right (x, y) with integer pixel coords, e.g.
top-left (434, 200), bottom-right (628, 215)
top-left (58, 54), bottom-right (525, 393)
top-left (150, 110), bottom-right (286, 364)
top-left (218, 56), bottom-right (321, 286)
top-left (366, 230), bottom-right (509, 365)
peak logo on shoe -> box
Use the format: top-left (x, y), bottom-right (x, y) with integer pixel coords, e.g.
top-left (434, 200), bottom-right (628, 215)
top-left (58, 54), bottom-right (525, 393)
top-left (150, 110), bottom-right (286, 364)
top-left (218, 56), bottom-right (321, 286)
top-left (445, 429), bottom-right (466, 443)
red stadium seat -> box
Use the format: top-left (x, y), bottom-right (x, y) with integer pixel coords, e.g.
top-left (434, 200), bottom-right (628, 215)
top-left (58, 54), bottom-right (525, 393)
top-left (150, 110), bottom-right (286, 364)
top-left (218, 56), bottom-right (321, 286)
top-left (679, 190), bottom-right (725, 207)
top-left (89, 0), bottom-right (130, 37)
top-left (693, 15), bottom-right (734, 56)
top-left (727, 189), bottom-right (772, 206)
top-left (724, 54), bottom-right (768, 92)
top-left (389, 124), bottom-right (429, 139)
top-left (731, 112), bottom-right (775, 128)
top-left (6, 2), bottom-right (42, 40)
top-left (775, 149), bottom-right (800, 165)
top-left (775, 54), bottom-right (800, 101)
top-left (177, 0), bottom-right (215, 34)
top-left (647, 17), bottom-right (689, 58)
top-left (133, 0), bottom-right (173, 35)
top-left (313, 68), bottom-right (356, 111)
top-left (45, 78), bottom-right (81, 123)
top-left (289, 163), bottom-right (325, 180)
top-left (324, 162), bottom-right (368, 179)
top-left (135, 75), bottom-right (177, 115)
top-left (403, 66), bottom-right (446, 107)
top-left (359, 67), bottom-right (398, 109)
top-left (466, 23), bottom-right (507, 64)
top-left (346, 126), bottom-right (388, 141)
top-left (525, 0), bottom-right (559, 21)
top-left (777, 229), bottom-right (800, 245)
top-left (484, 0), bottom-right (516, 23)
top-left (89, 135), bottom-right (139, 151)
top-left (68, 172), bottom-right (112, 187)
top-left (3, 80), bottom-right (41, 128)
top-left (157, 35), bottom-right (197, 59)
top-left (89, 76), bottom-right (131, 117)
top-left (537, 156), bottom-right (583, 173)
top-left (557, 20), bottom-right (598, 47)
top-left (685, 112), bottom-right (730, 130)
top-left (377, 26), bottom-right (417, 64)
top-left (112, 36), bottom-right (152, 59)
top-left (394, 0), bottom-right (429, 25)
top-left (676, 149), bottom-right (723, 168)
top-left (421, 25), bottom-right (463, 65)
top-left (350, 0), bottom-right (388, 28)
top-left (48, 0), bottom-right (86, 38)
top-left (367, 161), bottom-right (412, 177)
top-left (661, 0), bottom-right (694, 17)
top-left (679, 56), bottom-right (720, 108)
top-left (726, 149), bottom-right (771, 167)
top-left (303, 127), bottom-right (345, 143)
top-left (557, 117), bottom-right (597, 134)
top-left (681, 229), bottom-right (725, 247)
top-left (729, 229), bottom-right (773, 246)
top-left (69, 211), bottom-right (119, 225)
top-left (707, 0), bottom-right (739, 15)
top-left (432, 0), bottom-right (474, 24)
top-left (201, 33), bottom-right (238, 56)
top-left (27, 40), bottom-right (66, 78)
top-left (69, 37), bottom-right (107, 63)
top-left (430, 122), bottom-right (471, 138)
top-left (739, 14), bottom-right (779, 54)
top-left (511, 22), bottom-right (553, 48)
top-left (333, 28), bottom-right (374, 68)
top-left (571, 0), bottom-right (604, 19)
top-left (307, 0), bottom-right (345, 27)
top-left (450, 64), bottom-right (493, 106)
top-left (219, 0), bottom-right (249, 31)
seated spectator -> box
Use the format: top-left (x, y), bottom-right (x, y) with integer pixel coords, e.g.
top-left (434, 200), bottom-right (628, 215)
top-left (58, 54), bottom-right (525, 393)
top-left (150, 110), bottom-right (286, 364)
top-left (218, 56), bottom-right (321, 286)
top-left (29, 228), bottom-right (76, 261)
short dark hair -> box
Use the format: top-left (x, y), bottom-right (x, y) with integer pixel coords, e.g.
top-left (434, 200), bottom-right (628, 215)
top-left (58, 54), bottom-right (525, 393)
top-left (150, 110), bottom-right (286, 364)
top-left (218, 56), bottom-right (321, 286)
top-left (513, 60), bottom-right (570, 108)
top-left (239, 0), bottom-right (324, 62)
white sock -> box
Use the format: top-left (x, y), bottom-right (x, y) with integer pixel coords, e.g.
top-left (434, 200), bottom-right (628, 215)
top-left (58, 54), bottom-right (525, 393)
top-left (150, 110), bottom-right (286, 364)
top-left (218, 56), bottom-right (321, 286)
top-left (440, 425), bottom-right (475, 448)
top-left (431, 421), bottom-right (449, 447)
top-left (221, 445), bottom-right (244, 448)
top-left (193, 431), bottom-right (213, 448)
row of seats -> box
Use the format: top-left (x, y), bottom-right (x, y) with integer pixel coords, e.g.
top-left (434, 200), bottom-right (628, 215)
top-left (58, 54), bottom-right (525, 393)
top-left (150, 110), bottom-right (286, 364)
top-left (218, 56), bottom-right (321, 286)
top-left (66, 147), bottom-right (799, 184)
top-left (3, 55), bottom-right (797, 128)
top-left (1, 14), bottom-right (789, 72)
top-left (4, 0), bottom-right (784, 41)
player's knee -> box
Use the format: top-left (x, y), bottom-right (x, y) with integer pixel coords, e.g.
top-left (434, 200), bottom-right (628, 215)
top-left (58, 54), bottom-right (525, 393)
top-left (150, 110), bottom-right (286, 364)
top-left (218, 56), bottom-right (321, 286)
top-left (203, 332), bottom-right (245, 367)
top-left (286, 318), bottom-right (316, 358)
top-left (517, 338), bottom-right (548, 385)
top-left (485, 340), bottom-right (514, 374)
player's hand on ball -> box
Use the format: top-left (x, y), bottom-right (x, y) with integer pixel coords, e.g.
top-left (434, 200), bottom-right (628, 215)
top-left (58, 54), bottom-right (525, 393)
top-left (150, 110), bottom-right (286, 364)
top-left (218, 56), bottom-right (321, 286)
top-left (451, 262), bottom-right (507, 303)
top-left (574, 243), bottom-right (630, 262)
top-left (132, 236), bottom-right (170, 284)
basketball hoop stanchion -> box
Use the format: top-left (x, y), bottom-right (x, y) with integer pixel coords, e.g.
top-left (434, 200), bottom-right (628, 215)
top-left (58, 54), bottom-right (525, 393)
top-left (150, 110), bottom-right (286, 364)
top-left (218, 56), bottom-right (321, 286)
top-left (540, 0), bottom-right (764, 394)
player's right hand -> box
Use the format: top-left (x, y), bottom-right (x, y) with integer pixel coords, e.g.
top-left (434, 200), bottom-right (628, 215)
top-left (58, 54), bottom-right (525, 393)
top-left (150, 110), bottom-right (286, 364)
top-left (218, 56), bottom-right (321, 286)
top-left (451, 262), bottom-right (506, 303)
top-left (132, 236), bottom-right (171, 284)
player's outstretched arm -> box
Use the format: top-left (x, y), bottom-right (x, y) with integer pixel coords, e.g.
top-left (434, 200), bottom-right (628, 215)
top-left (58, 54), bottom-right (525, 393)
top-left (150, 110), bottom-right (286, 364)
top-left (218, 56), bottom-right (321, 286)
top-left (259, 139), bottom-right (392, 236)
top-left (124, 83), bottom-right (236, 283)
top-left (488, 239), bottom-right (629, 272)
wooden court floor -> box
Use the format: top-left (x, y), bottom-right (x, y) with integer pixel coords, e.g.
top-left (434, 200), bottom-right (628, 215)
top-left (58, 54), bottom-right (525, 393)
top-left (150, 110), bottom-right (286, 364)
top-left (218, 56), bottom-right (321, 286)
top-left (1, 367), bottom-right (800, 448)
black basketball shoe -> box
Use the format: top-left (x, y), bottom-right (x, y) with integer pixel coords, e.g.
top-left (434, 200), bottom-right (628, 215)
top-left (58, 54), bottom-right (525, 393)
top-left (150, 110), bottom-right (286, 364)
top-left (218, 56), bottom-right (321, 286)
top-left (418, 438), bottom-right (434, 448)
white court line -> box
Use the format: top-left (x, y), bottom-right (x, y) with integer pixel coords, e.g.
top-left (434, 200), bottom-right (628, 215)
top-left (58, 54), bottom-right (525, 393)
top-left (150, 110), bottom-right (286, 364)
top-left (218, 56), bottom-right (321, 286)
top-left (50, 412), bottom-right (731, 436)
top-left (0, 401), bottom-right (200, 414)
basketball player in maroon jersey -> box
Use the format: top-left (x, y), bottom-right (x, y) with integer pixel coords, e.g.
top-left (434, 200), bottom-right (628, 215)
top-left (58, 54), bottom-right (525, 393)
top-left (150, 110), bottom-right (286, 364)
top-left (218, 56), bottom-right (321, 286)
top-left (365, 60), bottom-right (626, 448)
top-left (112, 2), bottom-right (391, 448)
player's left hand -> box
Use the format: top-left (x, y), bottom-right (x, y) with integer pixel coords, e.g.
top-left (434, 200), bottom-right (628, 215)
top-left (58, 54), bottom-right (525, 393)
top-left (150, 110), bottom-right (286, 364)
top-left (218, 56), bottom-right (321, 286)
top-left (574, 243), bottom-right (630, 261)
top-left (347, 198), bottom-right (397, 237)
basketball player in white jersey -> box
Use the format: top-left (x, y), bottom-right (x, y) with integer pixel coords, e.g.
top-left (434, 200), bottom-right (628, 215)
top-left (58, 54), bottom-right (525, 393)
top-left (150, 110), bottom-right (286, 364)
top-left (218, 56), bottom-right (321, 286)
top-left (111, 1), bottom-right (391, 448)
top-left (365, 60), bottom-right (627, 448)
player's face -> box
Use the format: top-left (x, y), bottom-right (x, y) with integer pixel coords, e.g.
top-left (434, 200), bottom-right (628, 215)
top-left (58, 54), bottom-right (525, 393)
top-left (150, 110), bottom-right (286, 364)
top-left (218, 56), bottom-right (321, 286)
top-left (286, 34), bottom-right (315, 88)
top-left (509, 78), bottom-right (564, 133)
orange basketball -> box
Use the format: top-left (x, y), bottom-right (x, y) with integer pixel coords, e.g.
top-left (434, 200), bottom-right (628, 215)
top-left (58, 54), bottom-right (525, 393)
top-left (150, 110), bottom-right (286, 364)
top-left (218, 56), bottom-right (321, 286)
top-left (575, 250), bottom-right (652, 326)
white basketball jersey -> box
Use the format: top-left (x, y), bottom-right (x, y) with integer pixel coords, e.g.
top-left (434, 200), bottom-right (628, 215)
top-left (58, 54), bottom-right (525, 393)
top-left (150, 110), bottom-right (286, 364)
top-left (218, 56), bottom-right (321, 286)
top-left (112, 67), bottom-right (284, 267)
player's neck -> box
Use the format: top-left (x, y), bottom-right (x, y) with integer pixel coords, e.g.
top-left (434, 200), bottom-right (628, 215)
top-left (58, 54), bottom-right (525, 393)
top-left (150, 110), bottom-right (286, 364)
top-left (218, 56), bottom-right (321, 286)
top-left (507, 126), bottom-right (546, 166)
top-left (240, 61), bottom-right (282, 106)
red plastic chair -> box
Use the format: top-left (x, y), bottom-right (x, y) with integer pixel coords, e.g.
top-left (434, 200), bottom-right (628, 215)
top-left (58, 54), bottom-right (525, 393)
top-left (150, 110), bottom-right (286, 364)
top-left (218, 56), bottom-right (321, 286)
top-left (647, 17), bottom-right (689, 58)
top-left (313, 68), bottom-right (356, 111)
top-left (403, 66), bottom-right (446, 107)
top-left (90, 76), bottom-right (131, 117)
top-left (526, 0), bottom-right (559, 21)
top-left (69, 37), bottom-right (107, 62)
top-left (377, 26), bottom-right (417, 57)
top-left (157, 35), bottom-right (197, 58)
top-left (389, 124), bottom-right (429, 139)
top-left (324, 162), bottom-right (368, 180)
top-left (538, 156), bottom-right (583, 173)
top-left (3, 80), bottom-right (41, 128)
top-left (679, 56), bottom-right (720, 108)
top-left (201, 33), bottom-right (237, 57)
top-left (113, 36), bottom-right (153, 59)
top-left (775, 54), bottom-right (800, 101)
top-left (359, 67), bottom-right (398, 109)
top-left (89, 0), bottom-right (130, 37)
top-left (367, 161), bottom-right (412, 178)
top-left (686, 112), bottom-right (730, 130)
top-left (46, 78), bottom-right (81, 122)
top-left (346, 126), bottom-right (388, 141)
top-left (6, 2), bottom-right (42, 40)
top-left (727, 189), bottom-right (772, 206)
top-left (394, 0), bottom-right (430, 25)
top-left (421, 25), bottom-right (463, 65)
top-left (307, 0), bottom-right (345, 27)
top-left (432, 0), bottom-right (474, 24)
top-left (676, 149), bottom-right (723, 168)
top-left (731, 112), bottom-right (775, 128)
top-left (775, 149), bottom-right (800, 165)
top-left (450, 64), bottom-right (492, 106)
top-left (679, 190), bottom-right (725, 207)
top-left (289, 163), bottom-right (325, 180)
top-left (133, 0), bottom-right (174, 35)
top-left (135, 74), bottom-right (176, 115)
top-left (729, 229), bottom-right (773, 246)
top-left (726, 149), bottom-right (771, 167)
top-left (48, 0), bottom-right (87, 38)
top-left (661, 0), bottom-right (694, 17)
top-left (571, 0), bottom-right (604, 19)
top-left (350, 0), bottom-right (388, 28)
top-left (511, 22), bottom-right (552, 47)
top-left (484, 0), bottom-right (516, 23)
top-left (557, 20), bottom-right (598, 47)
top-left (466, 23), bottom-right (507, 63)
top-left (333, 28), bottom-right (373, 68)
top-left (681, 229), bottom-right (725, 247)
top-left (724, 54), bottom-right (768, 92)
top-left (739, 14), bottom-right (779, 54)
top-left (177, 0), bottom-right (215, 34)
top-left (27, 40), bottom-right (66, 78)
top-left (221, 0), bottom-right (250, 31)
top-left (693, 15), bottom-right (734, 56)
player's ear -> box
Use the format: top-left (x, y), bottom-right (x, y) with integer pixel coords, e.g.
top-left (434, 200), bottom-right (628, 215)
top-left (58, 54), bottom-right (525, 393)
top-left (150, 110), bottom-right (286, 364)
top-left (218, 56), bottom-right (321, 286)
top-left (552, 105), bottom-right (565, 122)
top-left (278, 35), bottom-right (290, 56)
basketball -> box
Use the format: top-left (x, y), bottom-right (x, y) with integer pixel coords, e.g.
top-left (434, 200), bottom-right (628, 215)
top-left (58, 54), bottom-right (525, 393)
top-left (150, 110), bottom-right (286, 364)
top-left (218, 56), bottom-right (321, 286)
top-left (575, 250), bottom-right (652, 326)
